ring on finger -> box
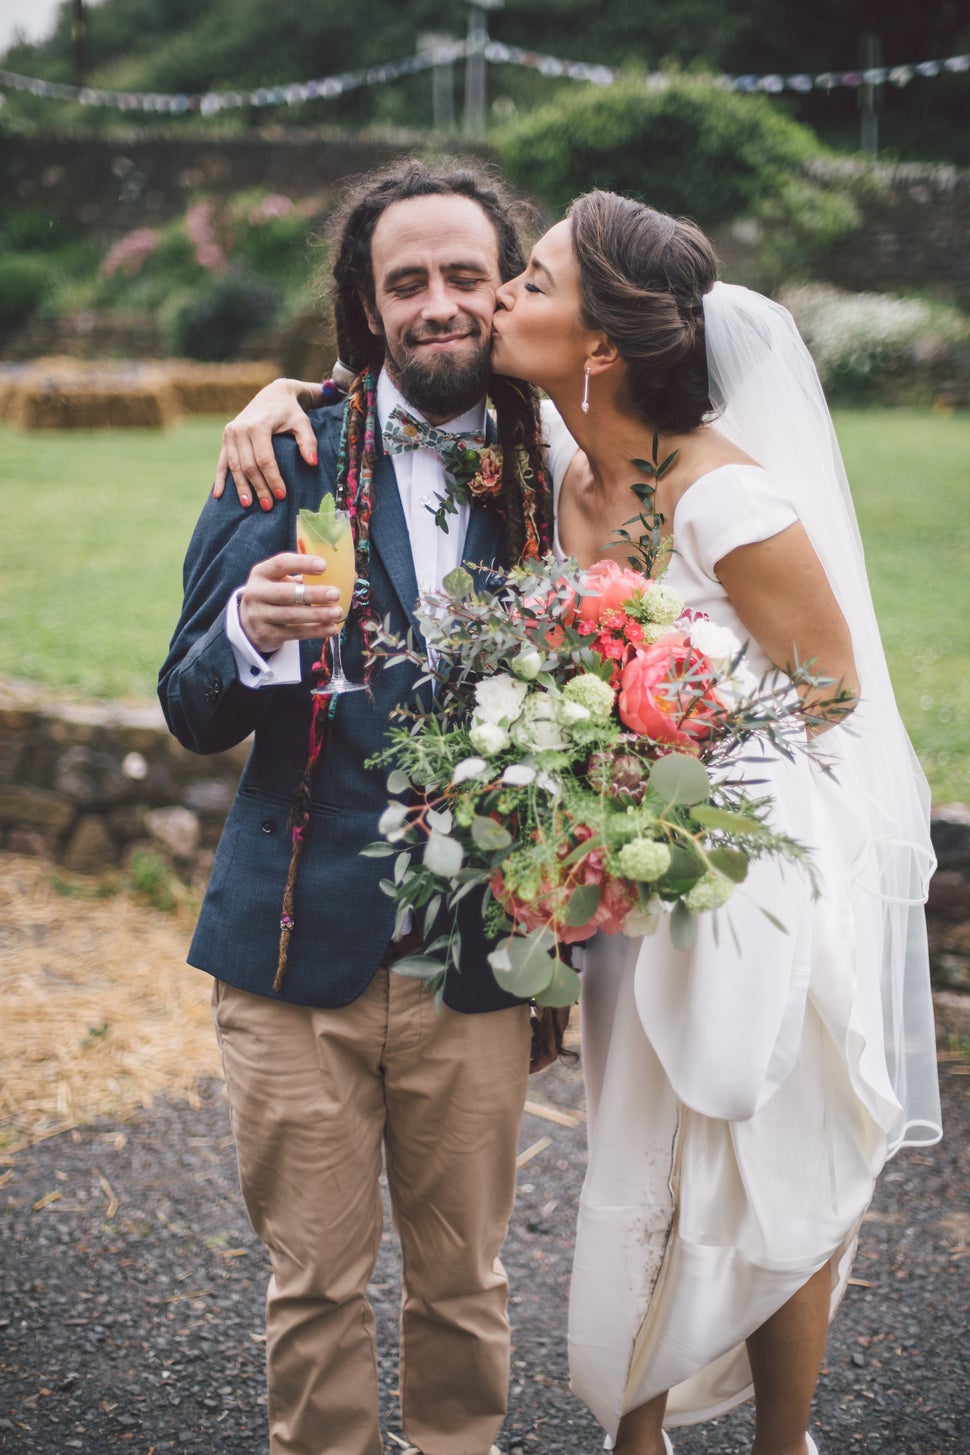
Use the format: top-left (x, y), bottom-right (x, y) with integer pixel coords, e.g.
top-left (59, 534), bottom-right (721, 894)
top-left (293, 582), bottom-right (306, 607)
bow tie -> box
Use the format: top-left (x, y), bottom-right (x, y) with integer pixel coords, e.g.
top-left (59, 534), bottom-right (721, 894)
top-left (382, 406), bottom-right (485, 461)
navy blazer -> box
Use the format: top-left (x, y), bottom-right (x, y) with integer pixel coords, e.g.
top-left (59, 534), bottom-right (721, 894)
top-left (159, 402), bottom-right (521, 1014)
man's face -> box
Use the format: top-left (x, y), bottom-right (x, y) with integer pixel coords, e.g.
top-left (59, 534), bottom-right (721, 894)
top-left (363, 194), bottom-right (502, 423)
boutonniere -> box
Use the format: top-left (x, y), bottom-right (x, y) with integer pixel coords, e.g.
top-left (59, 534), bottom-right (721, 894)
top-left (432, 444), bottom-right (505, 531)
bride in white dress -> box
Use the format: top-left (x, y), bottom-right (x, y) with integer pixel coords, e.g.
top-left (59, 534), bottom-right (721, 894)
top-left (490, 192), bottom-right (941, 1455)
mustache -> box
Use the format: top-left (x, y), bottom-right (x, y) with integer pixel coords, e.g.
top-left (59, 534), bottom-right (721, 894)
top-left (404, 318), bottom-right (483, 347)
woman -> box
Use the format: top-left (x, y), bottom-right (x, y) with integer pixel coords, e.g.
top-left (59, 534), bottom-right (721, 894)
top-left (486, 192), bottom-right (940, 1455)
top-left (216, 192), bottom-right (941, 1455)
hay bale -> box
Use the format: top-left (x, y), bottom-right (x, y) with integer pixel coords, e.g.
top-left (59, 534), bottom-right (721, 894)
top-left (15, 382), bottom-right (177, 430)
top-left (166, 360), bottom-right (280, 416)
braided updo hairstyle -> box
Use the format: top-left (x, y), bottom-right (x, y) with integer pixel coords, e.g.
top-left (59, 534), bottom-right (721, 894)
top-left (568, 190), bottom-right (719, 434)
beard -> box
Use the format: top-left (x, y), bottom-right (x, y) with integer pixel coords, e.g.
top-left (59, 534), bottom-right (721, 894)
top-left (384, 323), bottom-right (492, 420)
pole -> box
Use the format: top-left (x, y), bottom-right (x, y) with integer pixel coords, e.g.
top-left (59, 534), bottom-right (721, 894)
top-left (71, 0), bottom-right (87, 88)
top-left (418, 33), bottom-right (456, 133)
top-left (462, 0), bottom-right (503, 141)
top-left (860, 31), bottom-right (883, 158)
top-left (464, 5), bottom-right (486, 140)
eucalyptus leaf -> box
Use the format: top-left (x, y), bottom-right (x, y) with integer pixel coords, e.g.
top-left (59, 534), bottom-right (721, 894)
top-left (759, 907), bottom-right (791, 935)
top-left (655, 844), bottom-right (705, 895)
top-left (393, 850), bottom-right (412, 885)
top-left (690, 805), bottom-right (763, 835)
top-left (707, 847), bottom-right (750, 883)
top-left (387, 769), bottom-right (411, 795)
top-left (669, 900), bottom-right (698, 949)
top-left (649, 752), bottom-right (711, 806)
top-left (563, 882), bottom-right (601, 928)
top-left (391, 954), bottom-right (447, 981)
top-left (426, 807), bottom-right (453, 835)
top-left (488, 928), bottom-right (556, 998)
top-left (471, 816), bottom-right (513, 852)
top-left (533, 957), bottom-right (582, 1008)
top-left (442, 565), bottom-right (474, 597)
top-left (359, 842), bottom-right (396, 858)
top-left (423, 832), bottom-right (464, 877)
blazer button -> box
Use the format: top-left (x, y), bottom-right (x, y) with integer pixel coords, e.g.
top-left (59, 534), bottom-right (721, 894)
top-left (203, 671), bottom-right (223, 706)
top-left (261, 818), bottom-right (277, 834)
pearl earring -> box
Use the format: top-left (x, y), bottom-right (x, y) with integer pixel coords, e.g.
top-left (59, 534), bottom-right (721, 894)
top-left (581, 367), bottom-right (591, 415)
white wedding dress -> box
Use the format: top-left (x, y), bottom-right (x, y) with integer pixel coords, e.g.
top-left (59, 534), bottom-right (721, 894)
top-left (542, 404), bottom-right (941, 1438)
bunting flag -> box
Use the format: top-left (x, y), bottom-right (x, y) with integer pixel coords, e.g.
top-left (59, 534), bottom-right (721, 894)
top-left (0, 41), bottom-right (966, 114)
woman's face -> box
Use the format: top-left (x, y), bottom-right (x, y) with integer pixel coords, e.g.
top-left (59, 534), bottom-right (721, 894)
top-left (491, 219), bottom-right (593, 393)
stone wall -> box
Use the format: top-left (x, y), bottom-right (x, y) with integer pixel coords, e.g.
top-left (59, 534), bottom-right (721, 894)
top-left (1, 677), bottom-right (967, 1002)
top-left (0, 129), bottom-right (455, 250)
top-left (2, 132), bottom-right (968, 303)
top-left (0, 677), bottom-right (247, 882)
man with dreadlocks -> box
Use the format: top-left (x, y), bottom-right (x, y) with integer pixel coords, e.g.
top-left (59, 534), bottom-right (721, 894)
top-left (159, 158), bottom-right (555, 1455)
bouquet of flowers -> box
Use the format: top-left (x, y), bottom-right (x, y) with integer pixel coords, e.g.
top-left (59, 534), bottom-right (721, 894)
top-left (364, 550), bottom-right (841, 1009)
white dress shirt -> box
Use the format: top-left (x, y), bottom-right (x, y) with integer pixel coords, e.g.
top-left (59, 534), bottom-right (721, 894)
top-left (228, 369), bottom-right (486, 689)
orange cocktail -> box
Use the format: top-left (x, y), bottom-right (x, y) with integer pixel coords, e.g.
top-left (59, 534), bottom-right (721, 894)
top-left (294, 500), bottom-right (363, 695)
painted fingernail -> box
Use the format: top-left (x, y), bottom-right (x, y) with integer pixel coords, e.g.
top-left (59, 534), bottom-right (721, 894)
top-left (239, 495), bottom-right (251, 507)
top-left (308, 452), bottom-right (318, 466)
top-left (260, 497), bottom-right (273, 512)
top-left (273, 488), bottom-right (286, 500)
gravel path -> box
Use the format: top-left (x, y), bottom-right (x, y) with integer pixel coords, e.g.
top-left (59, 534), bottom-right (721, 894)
top-left (1, 1046), bottom-right (966, 1455)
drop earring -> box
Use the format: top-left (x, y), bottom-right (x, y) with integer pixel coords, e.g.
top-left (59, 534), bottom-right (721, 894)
top-left (581, 367), bottom-right (591, 415)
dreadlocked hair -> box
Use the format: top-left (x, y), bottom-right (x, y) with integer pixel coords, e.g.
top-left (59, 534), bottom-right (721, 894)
top-left (322, 154), bottom-right (537, 371)
top-left (489, 372), bottom-right (554, 563)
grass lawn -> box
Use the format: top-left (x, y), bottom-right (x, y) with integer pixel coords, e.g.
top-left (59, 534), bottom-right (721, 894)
top-left (0, 408), bottom-right (967, 805)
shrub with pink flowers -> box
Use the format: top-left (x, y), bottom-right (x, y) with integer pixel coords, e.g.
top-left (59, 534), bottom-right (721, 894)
top-left (101, 227), bottom-right (161, 279)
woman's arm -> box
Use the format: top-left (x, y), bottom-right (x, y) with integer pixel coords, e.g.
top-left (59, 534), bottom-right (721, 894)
top-left (716, 522), bottom-right (859, 731)
top-left (214, 378), bottom-right (323, 510)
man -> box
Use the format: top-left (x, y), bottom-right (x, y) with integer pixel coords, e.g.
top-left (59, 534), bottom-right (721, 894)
top-left (159, 158), bottom-right (553, 1455)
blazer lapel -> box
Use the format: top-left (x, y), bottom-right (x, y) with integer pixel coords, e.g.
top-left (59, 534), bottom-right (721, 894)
top-left (369, 447), bottom-right (425, 642)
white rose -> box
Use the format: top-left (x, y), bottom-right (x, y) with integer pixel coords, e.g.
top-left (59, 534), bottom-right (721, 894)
top-left (469, 721), bottom-right (510, 756)
top-left (510, 694), bottom-right (568, 752)
top-left (511, 647), bottom-right (544, 681)
top-left (556, 698), bottom-right (591, 728)
top-left (473, 673), bottom-right (529, 726)
top-left (689, 618), bottom-right (741, 667)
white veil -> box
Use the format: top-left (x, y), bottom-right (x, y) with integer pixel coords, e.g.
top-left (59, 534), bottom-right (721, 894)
top-left (703, 282), bottom-right (941, 1154)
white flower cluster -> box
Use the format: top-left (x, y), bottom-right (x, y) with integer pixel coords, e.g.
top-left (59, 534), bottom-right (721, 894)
top-left (688, 618), bottom-right (757, 702)
top-left (459, 670), bottom-right (604, 777)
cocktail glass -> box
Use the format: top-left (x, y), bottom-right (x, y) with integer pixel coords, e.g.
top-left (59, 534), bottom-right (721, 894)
top-left (295, 502), bottom-right (364, 696)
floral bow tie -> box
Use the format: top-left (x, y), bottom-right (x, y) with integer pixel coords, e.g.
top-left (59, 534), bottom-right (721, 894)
top-left (382, 405), bottom-right (485, 461)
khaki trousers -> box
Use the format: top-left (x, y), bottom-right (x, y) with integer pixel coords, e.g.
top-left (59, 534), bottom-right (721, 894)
top-left (212, 970), bottom-right (531, 1455)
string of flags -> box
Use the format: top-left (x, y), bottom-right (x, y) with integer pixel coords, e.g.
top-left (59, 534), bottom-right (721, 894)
top-left (0, 38), bottom-right (967, 115)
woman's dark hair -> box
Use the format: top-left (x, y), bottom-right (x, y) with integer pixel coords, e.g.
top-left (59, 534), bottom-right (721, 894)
top-left (568, 190), bottom-right (719, 433)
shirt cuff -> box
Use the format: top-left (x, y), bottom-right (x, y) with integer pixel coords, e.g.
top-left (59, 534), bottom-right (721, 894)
top-left (226, 589), bottom-right (303, 688)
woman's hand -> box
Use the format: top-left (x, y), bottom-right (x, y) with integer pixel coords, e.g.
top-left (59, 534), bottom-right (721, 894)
top-left (214, 379), bottom-right (323, 511)
top-left (238, 552), bottom-right (342, 657)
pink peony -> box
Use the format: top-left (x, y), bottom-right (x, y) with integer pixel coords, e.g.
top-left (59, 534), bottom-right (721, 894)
top-left (618, 635), bottom-right (725, 746)
top-left (579, 559), bottom-right (646, 623)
